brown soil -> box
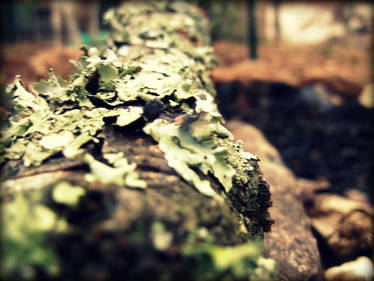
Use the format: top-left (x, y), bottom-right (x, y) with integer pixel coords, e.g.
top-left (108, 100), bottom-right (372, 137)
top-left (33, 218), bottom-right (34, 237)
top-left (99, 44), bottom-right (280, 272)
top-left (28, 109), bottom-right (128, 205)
top-left (0, 34), bottom-right (371, 95)
top-left (212, 34), bottom-right (372, 98)
top-left (0, 41), bottom-right (81, 88)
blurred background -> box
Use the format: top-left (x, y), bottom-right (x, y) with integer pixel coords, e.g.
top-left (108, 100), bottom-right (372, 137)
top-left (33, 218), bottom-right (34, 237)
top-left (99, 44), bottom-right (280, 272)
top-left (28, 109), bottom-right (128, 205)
top-left (0, 1), bottom-right (372, 90)
top-left (0, 0), bottom-right (373, 275)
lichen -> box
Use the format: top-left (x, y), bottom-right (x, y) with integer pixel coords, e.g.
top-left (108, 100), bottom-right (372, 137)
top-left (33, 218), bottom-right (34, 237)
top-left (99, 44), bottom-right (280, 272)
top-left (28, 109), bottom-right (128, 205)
top-left (84, 153), bottom-right (147, 188)
top-left (52, 181), bottom-right (86, 206)
top-left (143, 113), bottom-right (256, 199)
top-left (0, 0), bottom-right (273, 236)
top-left (181, 227), bottom-right (277, 280)
top-left (1, 190), bottom-right (65, 280)
top-left (0, 1), bottom-right (274, 280)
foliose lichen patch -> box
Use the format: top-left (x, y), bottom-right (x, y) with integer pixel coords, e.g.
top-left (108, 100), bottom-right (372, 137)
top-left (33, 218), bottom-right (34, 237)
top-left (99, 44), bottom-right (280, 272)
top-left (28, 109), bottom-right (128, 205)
top-left (0, 1), bottom-right (274, 280)
top-left (1, 2), bottom-right (260, 202)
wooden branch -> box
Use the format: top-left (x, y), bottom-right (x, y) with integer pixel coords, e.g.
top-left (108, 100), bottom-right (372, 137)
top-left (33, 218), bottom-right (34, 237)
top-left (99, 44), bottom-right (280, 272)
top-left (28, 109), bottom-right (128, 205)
top-left (0, 2), bottom-right (274, 280)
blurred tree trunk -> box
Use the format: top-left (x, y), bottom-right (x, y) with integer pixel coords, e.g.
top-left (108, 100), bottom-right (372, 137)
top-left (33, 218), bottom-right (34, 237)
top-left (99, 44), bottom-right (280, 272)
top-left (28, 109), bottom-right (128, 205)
top-left (50, 1), bottom-right (80, 45)
top-left (0, 2), bottom-right (16, 43)
top-left (247, 0), bottom-right (257, 59)
top-left (274, 0), bottom-right (281, 43)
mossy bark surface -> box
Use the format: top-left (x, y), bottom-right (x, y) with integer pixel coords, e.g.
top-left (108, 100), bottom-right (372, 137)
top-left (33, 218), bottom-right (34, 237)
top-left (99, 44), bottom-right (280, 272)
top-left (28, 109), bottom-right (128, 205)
top-left (1, 2), bottom-right (273, 280)
top-left (1, 118), bottom-right (273, 280)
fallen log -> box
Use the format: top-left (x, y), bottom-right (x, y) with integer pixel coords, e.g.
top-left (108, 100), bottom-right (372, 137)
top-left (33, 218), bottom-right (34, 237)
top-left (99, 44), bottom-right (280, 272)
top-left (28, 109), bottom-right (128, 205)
top-left (227, 120), bottom-right (324, 281)
top-left (0, 2), bottom-right (273, 280)
top-left (227, 120), bottom-right (374, 279)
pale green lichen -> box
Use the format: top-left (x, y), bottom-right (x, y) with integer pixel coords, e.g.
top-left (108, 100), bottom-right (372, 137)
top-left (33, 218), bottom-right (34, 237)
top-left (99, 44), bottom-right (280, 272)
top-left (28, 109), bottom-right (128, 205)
top-left (52, 182), bottom-right (86, 206)
top-left (23, 141), bottom-right (58, 167)
top-left (8, 75), bottom-right (50, 113)
top-left (0, 75), bottom-right (144, 168)
top-left (97, 63), bottom-right (119, 83)
top-left (1, 34), bottom-right (219, 173)
top-left (115, 106), bottom-right (143, 126)
top-left (33, 71), bottom-right (74, 104)
top-left (84, 153), bottom-right (147, 188)
top-left (104, 1), bottom-right (216, 64)
top-left (251, 257), bottom-right (278, 281)
top-left (0, 0), bottom-right (264, 211)
top-left (1, 190), bottom-right (67, 280)
top-left (0, 2), bottom-right (274, 280)
top-left (143, 113), bottom-right (258, 198)
top-left (182, 227), bottom-right (276, 280)
top-left (151, 221), bottom-right (173, 251)
top-left (101, 2), bottom-right (260, 199)
top-left (1, 1), bottom-right (257, 200)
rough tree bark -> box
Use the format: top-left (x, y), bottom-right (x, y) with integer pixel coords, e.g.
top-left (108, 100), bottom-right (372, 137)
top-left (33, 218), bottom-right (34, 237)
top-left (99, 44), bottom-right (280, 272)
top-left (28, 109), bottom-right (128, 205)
top-left (0, 2), bottom-right (274, 280)
top-left (227, 120), bottom-right (324, 281)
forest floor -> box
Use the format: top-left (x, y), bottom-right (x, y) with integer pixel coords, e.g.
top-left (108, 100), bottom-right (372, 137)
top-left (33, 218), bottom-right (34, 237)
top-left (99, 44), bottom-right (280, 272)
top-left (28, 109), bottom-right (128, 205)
top-left (212, 33), bottom-right (372, 89)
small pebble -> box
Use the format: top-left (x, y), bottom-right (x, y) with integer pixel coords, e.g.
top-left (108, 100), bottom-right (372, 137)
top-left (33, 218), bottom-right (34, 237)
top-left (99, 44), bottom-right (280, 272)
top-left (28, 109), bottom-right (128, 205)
top-left (325, 256), bottom-right (374, 281)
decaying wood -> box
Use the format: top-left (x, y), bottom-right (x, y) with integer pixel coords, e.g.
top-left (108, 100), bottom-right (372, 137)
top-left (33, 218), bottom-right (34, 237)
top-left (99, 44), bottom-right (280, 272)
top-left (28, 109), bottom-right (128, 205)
top-left (1, 118), bottom-right (273, 281)
top-left (227, 119), bottom-right (374, 278)
top-left (227, 120), bottom-right (324, 281)
top-left (0, 2), bottom-right (273, 280)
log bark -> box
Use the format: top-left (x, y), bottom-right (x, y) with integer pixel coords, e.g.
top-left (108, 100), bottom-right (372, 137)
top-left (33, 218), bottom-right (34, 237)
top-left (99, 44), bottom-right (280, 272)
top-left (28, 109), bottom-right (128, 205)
top-left (0, 2), bottom-right (273, 280)
top-left (227, 120), bottom-right (324, 281)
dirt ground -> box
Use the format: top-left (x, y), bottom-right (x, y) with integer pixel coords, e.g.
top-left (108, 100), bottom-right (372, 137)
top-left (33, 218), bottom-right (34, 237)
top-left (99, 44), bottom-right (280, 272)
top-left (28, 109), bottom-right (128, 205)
top-left (0, 41), bottom-right (81, 88)
top-left (212, 34), bottom-right (372, 99)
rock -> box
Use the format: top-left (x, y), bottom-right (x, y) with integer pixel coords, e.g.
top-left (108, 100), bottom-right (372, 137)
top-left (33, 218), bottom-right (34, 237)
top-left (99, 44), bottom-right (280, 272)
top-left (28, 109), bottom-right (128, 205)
top-left (359, 83), bottom-right (373, 108)
top-left (303, 190), bottom-right (373, 266)
top-left (300, 76), bottom-right (362, 101)
top-left (299, 83), bottom-right (340, 111)
top-left (227, 120), bottom-right (324, 281)
top-left (325, 256), bottom-right (374, 281)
